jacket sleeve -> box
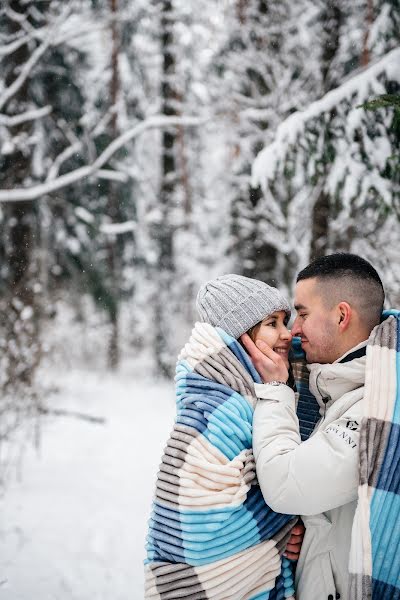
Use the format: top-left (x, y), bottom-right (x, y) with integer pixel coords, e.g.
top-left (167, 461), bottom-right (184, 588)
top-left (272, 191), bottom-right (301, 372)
top-left (252, 384), bottom-right (360, 516)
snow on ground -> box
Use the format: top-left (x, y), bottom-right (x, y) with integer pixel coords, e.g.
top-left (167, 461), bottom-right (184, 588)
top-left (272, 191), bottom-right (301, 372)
top-left (0, 369), bottom-right (175, 600)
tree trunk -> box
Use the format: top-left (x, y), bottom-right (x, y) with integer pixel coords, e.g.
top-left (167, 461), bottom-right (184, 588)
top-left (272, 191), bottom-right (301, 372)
top-left (2, 0), bottom-right (39, 385)
top-left (154, 0), bottom-right (179, 377)
top-left (309, 2), bottom-right (343, 261)
top-left (310, 189), bottom-right (330, 260)
top-left (107, 0), bottom-right (120, 369)
top-left (361, 0), bottom-right (374, 67)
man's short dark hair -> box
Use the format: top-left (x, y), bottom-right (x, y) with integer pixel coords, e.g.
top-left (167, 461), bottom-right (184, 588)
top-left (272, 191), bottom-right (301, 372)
top-left (297, 253), bottom-right (385, 331)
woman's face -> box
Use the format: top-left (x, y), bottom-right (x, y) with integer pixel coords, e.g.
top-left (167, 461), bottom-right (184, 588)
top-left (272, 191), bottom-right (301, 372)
top-left (249, 310), bottom-right (292, 368)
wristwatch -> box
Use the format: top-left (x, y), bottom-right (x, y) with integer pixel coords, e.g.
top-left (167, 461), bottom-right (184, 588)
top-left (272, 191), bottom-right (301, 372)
top-left (266, 380), bottom-right (287, 386)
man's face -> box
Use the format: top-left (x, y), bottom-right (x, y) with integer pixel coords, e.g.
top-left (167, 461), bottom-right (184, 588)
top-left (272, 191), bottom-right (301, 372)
top-left (291, 278), bottom-right (339, 364)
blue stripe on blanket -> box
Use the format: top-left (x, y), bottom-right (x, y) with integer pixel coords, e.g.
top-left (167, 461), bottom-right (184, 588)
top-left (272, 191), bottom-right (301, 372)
top-left (372, 580), bottom-right (400, 600)
top-left (268, 560), bottom-right (295, 599)
top-left (370, 490), bottom-right (400, 588)
top-left (374, 422), bottom-right (400, 494)
top-left (146, 486), bottom-right (293, 566)
top-left (177, 382), bottom-right (253, 423)
top-left (175, 371), bottom-right (254, 459)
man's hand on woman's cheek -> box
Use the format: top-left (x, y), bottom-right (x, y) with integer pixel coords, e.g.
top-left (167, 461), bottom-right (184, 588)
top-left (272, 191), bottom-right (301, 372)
top-left (240, 333), bottom-right (289, 383)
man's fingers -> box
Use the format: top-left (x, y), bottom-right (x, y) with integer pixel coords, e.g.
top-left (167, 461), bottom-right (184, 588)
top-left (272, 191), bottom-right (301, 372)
top-left (286, 541), bottom-right (302, 552)
top-left (287, 534), bottom-right (303, 545)
top-left (241, 334), bottom-right (278, 363)
top-left (290, 524), bottom-right (305, 535)
top-left (241, 334), bottom-right (275, 363)
top-left (255, 339), bottom-right (277, 360)
top-left (284, 550), bottom-right (300, 561)
top-left (240, 333), bottom-right (263, 357)
top-left (240, 333), bottom-right (288, 383)
top-left (284, 520), bottom-right (305, 560)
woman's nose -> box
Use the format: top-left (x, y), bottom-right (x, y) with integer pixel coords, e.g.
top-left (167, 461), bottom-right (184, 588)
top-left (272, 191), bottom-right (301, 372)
top-left (281, 326), bottom-right (292, 340)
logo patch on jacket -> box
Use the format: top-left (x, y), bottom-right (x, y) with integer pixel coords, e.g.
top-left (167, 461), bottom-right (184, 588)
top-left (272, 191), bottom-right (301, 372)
top-left (346, 420), bottom-right (359, 431)
top-left (324, 423), bottom-right (357, 448)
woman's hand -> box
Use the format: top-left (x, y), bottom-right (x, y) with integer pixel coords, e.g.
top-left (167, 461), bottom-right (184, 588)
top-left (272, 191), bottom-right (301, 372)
top-left (240, 333), bottom-right (289, 383)
top-left (284, 521), bottom-right (305, 561)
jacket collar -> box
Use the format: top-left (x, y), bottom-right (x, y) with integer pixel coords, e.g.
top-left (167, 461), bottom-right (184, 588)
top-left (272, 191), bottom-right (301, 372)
top-left (307, 340), bottom-right (367, 411)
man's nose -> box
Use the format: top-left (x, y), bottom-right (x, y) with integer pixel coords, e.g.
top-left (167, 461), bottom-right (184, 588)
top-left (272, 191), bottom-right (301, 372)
top-left (291, 317), bottom-right (301, 337)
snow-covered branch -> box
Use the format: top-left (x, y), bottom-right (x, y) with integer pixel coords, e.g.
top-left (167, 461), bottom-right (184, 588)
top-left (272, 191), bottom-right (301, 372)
top-left (100, 220), bottom-right (136, 235)
top-left (97, 169), bottom-right (130, 183)
top-left (252, 47), bottom-right (400, 188)
top-left (0, 106), bottom-right (52, 126)
top-left (0, 8), bottom-right (71, 112)
top-left (0, 33), bottom-right (32, 57)
top-left (0, 35), bottom-right (53, 112)
top-left (0, 115), bottom-right (205, 203)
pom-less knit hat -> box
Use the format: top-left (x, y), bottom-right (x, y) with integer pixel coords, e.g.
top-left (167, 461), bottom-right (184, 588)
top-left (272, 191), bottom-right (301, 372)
top-left (196, 274), bottom-right (291, 339)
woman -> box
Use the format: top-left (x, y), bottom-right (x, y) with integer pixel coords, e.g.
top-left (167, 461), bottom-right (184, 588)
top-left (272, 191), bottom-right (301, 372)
top-left (144, 274), bottom-right (301, 600)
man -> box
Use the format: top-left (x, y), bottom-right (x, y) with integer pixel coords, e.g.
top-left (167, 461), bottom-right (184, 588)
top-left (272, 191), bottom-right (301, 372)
top-left (241, 253), bottom-right (385, 600)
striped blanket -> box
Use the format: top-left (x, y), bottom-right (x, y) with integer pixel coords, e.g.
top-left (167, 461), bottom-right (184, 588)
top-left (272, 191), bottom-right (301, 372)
top-left (144, 322), bottom-right (297, 600)
top-left (348, 310), bottom-right (400, 599)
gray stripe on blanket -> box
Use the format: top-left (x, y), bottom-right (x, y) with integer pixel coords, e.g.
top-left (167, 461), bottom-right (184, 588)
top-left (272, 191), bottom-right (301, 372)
top-left (359, 418), bottom-right (392, 488)
top-left (156, 430), bottom-right (189, 507)
top-left (348, 572), bottom-right (371, 600)
top-left (156, 424), bottom-right (206, 508)
top-left (150, 563), bottom-right (207, 599)
top-left (194, 347), bottom-right (257, 403)
top-left (369, 315), bottom-right (397, 350)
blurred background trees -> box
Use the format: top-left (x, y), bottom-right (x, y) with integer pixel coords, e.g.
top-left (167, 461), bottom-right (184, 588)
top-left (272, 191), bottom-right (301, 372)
top-left (0, 0), bottom-right (399, 466)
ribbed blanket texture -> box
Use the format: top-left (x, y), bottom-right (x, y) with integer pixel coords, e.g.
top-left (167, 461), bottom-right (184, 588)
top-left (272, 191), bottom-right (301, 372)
top-left (144, 322), bottom-right (296, 600)
top-left (348, 311), bottom-right (400, 599)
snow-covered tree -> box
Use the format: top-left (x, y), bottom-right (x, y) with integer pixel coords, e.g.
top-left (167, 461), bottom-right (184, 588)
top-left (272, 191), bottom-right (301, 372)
top-left (209, 0), bottom-right (321, 286)
top-left (252, 47), bottom-right (400, 297)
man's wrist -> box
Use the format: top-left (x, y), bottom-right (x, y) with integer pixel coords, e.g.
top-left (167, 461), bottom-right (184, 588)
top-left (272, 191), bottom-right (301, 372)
top-left (254, 381), bottom-right (295, 401)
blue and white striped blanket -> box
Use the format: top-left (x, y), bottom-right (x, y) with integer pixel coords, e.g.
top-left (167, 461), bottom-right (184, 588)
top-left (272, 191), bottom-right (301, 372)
top-left (144, 322), bottom-right (296, 600)
top-left (348, 310), bottom-right (400, 599)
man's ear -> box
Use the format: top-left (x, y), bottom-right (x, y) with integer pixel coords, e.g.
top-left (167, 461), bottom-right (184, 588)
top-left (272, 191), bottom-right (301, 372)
top-left (337, 302), bottom-right (351, 331)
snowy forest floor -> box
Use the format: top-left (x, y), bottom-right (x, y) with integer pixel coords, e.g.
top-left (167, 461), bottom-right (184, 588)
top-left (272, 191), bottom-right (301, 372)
top-left (0, 368), bottom-right (175, 600)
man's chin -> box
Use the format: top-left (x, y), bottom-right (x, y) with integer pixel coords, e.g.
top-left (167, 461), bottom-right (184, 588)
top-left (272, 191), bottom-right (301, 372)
top-left (302, 344), bottom-right (315, 363)
top-left (304, 350), bottom-right (328, 364)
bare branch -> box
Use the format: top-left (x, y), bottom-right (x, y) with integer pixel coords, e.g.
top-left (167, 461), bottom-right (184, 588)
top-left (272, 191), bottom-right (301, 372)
top-left (0, 115), bottom-right (206, 202)
top-left (38, 405), bottom-right (106, 425)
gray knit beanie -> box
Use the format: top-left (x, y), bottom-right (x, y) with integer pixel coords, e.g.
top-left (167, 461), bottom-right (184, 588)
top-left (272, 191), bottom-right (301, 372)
top-left (196, 274), bottom-right (291, 339)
